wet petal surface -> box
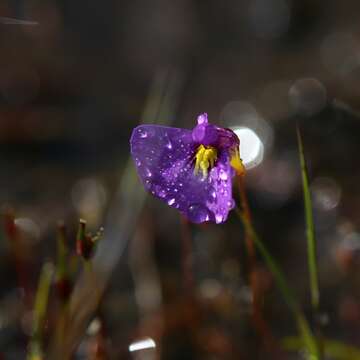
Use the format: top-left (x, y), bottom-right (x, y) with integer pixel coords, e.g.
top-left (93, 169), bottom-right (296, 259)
top-left (130, 125), bottom-right (236, 223)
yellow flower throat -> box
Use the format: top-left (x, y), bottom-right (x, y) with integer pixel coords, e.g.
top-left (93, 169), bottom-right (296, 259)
top-left (194, 144), bottom-right (217, 178)
top-left (194, 144), bottom-right (245, 178)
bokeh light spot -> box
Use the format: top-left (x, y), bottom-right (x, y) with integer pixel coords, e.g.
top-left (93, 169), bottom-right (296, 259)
top-left (232, 127), bottom-right (264, 169)
top-left (129, 337), bottom-right (156, 352)
top-left (289, 78), bottom-right (327, 116)
top-left (311, 177), bottom-right (341, 211)
top-left (249, 0), bottom-right (290, 39)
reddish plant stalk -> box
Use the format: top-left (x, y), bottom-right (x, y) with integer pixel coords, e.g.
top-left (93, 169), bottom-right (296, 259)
top-left (237, 176), bottom-right (281, 356)
top-left (180, 216), bottom-right (194, 294)
top-left (4, 210), bottom-right (31, 305)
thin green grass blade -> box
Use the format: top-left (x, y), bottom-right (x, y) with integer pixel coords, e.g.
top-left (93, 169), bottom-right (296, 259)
top-left (296, 125), bottom-right (320, 311)
top-left (283, 336), bottom-right (360, 360)
top-left (27, 262), bottom-right (54, 359)
top-left (236, 209), bottom-right (320, 359)
top-left (33, 262), bottom-right (54, 337)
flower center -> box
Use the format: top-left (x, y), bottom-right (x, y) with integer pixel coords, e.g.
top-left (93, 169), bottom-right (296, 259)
top-left (194, 144), bottom-right (217, 178)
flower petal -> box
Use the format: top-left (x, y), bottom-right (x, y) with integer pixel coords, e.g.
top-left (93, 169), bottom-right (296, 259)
top-left (197, 113), bottom-right (208, 125)
top-left (130, 124), bottom-right (195, 191)
top-left (206, 159), bottom-right (235, 223)
top-left (131, 125), bottom-right (235, 224)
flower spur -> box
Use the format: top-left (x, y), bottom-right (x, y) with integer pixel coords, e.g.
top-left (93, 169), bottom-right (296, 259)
top-left (130, 113), bottom-right (245, 224)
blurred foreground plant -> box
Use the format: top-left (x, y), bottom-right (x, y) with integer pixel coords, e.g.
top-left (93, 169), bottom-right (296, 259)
top-left (27, 262), bottom-right (53, 360)
top-left (24, 217), bottom-right (106, 359)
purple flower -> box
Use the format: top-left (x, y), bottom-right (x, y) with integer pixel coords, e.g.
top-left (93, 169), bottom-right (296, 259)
top-left (130, 113), bottom-right (244, 224)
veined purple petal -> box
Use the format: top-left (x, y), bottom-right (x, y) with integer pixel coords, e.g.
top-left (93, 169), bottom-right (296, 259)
top-left (130, 124), bottom-right (236, 224)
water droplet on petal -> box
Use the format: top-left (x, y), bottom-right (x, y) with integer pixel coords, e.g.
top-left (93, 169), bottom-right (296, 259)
top-left (187, 204), bottom-right (210, 223)
top-left (154, 186), bottom-right (166, 198)
top-left (135, 158), bottom-right (141, 166)
top-left (197, 113), bottom-right (208, 124)
top-left (227, 199), bottom-right (235, 209)
top-left (138, 129), bottom-right (148, 138)
top-left (166, 141), bottom-right (173, 149)
top-left (219, 169), bottom-right (228, 181)
top-left (211, 190), bottom-right (217, 198)
top-left (145, 168), bottom-right (152, 178)
top-left (168, 198), bottom-right (176, 206)
top-left (215, 214), bottom-right (223, 223)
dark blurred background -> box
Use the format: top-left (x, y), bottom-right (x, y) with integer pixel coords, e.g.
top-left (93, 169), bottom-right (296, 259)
top-left (1, 0), bottom-right (360, 359)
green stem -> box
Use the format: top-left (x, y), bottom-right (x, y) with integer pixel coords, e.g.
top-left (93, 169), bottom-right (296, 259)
top-left (236, 209), bottom-right (320, 359)
top-left (237, 176), bottom-right (278, 354)
top-left (27, 262), bottom-right (54, 360)
top-left (296, 125), bottom-right (320, 312)
top-left (283, 336), bottom-right (360, 360)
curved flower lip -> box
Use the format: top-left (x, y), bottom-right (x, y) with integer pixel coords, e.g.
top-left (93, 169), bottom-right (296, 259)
top-left (192, 114), bottom-right (240, 151)
top-left (130, 113), bottom-right (243, 224)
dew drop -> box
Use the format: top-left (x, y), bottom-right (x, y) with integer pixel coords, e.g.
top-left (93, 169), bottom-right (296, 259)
top-left (168, 198), bottom-right (176, 206)
top-left (166, 141), bottom-right (173, 149)
top-left (215, 214), bottom-right (223, 224)
top-left (145, 168), bottom-right (152, 178)
top-left (139, 129), bottom-right (148, 138)
top-left (187, 204), bottom-right (210, 223)
top-left (197, 113), bottom-right (208, 124)
top-left (227, 199), bottom-right (235, 209)
top-left (219, 169), bottom-right (228, 181)
top-left (154, 186), bottom-right (166, 198)
top-left (135, 158), bottom-right (141, 166)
